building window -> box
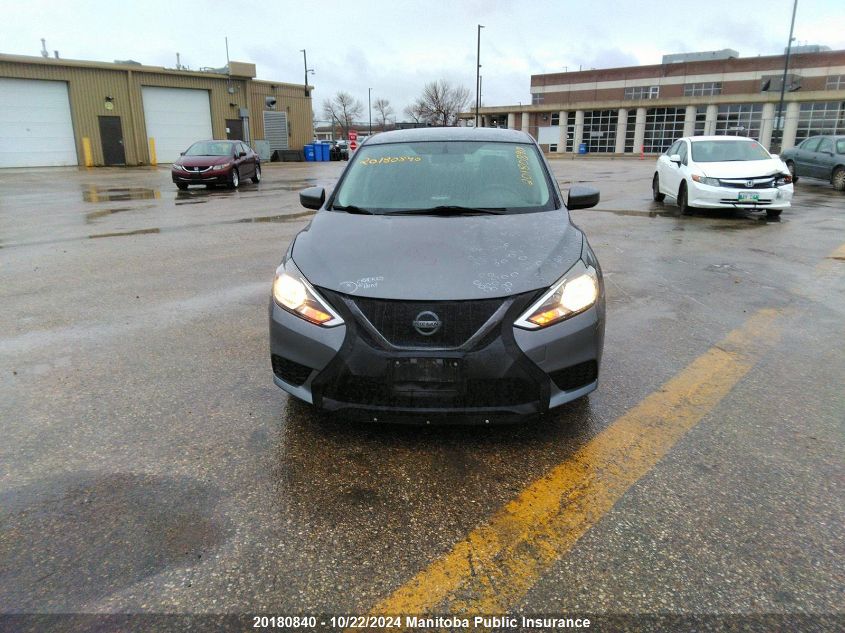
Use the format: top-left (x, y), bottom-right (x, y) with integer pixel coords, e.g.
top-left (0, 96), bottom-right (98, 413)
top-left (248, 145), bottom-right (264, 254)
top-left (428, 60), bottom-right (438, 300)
top-left (694, 106), bottom-right (707, 136)
top-left (760, 74), bottom-right (801, 93)
top-left (826, 75), bottom-right (845, 90)
top-left (644, 107), bottom-right (686, 154)
top-left (549, 144), bottom-right (558, 152)
top-left (565, 112), bottom-right (576, 152)
top-left (582, 109), bottom-right (618, 152)
top-left (684, 82), bottom-right (722, 97)
top-left (550, 112), bottom-right (560, 126)
top-left (532, 93), bottom-right (544, 105)
top-left (714, 104), bottom-right (763, 140)
top-left (624, 85), bottom-right (659, 100)
top-left (794, 101), bottom-right (845, 144)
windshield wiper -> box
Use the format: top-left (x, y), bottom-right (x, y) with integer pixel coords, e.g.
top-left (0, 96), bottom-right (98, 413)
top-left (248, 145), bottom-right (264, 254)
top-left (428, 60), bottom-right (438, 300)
top-left (388, 205), bottom-right (507, 216)
top-left (332, 204), bottom-right (375, 215)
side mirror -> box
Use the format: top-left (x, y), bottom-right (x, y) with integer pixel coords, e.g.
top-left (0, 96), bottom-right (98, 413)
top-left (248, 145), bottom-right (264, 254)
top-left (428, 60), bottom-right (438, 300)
top-left (669, 154), bottom-right (682, 164)
top-left (238, 151), bottom-right (247, 158)
top-left (179, 152), bottom-right (185, 156)
top-left (300, 186), bottom-right (326, 210)
top-left (567, 185), bottom-right (600, 210)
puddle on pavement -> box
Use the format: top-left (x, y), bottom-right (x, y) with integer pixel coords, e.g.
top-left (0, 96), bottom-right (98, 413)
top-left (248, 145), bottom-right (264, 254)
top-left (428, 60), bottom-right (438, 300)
top-left (89, 227), bottom-right (161, 239)
top-left (85, 204), bottom-right (156, 222)
top-left (235, 211), bottom-right (315, 224)
top-left (0, 472), bottom-right (229, 611)
top-left (82, 186), bottom-right (161, 203)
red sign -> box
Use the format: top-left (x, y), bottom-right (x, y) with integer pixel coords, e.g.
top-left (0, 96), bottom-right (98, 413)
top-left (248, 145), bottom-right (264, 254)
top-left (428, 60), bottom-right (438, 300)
top-left (349, 140), bottom-right (358, 151)
top-left (348, 130), bottom-right (358, 141)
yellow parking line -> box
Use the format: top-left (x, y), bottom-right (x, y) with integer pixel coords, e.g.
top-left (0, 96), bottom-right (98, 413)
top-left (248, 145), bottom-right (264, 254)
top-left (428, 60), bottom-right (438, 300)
top-left (827, 242), bottom-right (845, 262)
top-left (369, 308), bottom-right (783, 617)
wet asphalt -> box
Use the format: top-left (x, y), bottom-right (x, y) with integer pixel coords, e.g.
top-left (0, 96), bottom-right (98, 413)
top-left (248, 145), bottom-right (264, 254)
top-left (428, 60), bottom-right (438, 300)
top-left (0, 158), bottom-right (843, 623)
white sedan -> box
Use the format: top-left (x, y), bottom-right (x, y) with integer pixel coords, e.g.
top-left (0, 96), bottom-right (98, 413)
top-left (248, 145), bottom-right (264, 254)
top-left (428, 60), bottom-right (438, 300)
top-left (652, 136), bottom-right (793, 219)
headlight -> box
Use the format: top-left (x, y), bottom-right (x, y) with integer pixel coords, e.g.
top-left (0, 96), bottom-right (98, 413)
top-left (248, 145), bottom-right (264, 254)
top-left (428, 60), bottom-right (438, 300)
top-left (272, 260), bottom-right (343, 327)
top-left (211, 163), bottom-right (231, 171)
top-left (775, 173), bottom-right (793, 186)
top-left (172, 163), bottom-right (184, 171)
top-left (691, 174), bottom-right (720, 187)
top-left (515, 261), bottom-right (599, 329)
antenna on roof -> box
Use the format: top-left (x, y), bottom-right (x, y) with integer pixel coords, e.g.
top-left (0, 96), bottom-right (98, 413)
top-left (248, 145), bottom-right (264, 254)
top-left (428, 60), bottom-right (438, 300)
top-left (40, 38), bottom-right (48, 58)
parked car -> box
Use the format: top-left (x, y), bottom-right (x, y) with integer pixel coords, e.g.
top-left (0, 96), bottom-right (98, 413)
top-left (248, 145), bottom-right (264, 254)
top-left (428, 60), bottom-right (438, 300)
top-left (652, 136), bottom-right (793, 219)
top-left (171, 140), bottom-right (261, 189)
top-left (780, 135), bottom-right (845, 191)
top-left (330, 140), bottom-right (349, 161)
top-left (268, 127), bottom-right (605, 424)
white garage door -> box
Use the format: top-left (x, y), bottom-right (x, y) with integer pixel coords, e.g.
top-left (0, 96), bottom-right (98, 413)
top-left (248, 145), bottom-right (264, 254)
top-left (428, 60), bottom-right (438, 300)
top-left (141, 87), bottom-right (212, 163)
top-left (0, 78), bottom-right (78, 168)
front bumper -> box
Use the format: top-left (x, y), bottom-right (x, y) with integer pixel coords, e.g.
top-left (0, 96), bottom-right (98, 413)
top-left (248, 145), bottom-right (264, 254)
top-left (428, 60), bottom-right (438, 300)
top-left (171, 168), bottom-right (231, 184)
top-left (269, 288), bottom-right (605, 423)
top-left (688, 181), bottom-right (793, 210)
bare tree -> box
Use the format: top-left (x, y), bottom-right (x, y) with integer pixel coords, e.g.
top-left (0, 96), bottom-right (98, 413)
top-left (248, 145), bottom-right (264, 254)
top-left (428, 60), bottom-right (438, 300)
top-left (413, 80), bottom-right (471, 127)
top-left (322, 92), bottom-right (364, 138)
top-left (373, 97), bottom-right (394, 131)
top-left (403, 101), bottom-right (425, 125)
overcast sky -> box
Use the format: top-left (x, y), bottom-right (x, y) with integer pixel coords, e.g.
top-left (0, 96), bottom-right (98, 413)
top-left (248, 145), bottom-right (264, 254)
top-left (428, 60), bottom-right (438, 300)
top-left (3, 0), bottom-right (844, 123)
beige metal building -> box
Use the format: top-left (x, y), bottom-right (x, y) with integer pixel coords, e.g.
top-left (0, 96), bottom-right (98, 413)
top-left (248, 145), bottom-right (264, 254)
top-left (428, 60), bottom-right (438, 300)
top-left (0, 53), bottom-right (313, 167)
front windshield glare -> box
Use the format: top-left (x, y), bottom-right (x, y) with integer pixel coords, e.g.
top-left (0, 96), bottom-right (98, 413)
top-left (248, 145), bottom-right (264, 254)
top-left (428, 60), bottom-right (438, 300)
top-left (185, 142), bottom-right (233, 157)
top-left (333, 141), bottom-right (553, 213)
top-left (691, 140), bottom-right (771, 162)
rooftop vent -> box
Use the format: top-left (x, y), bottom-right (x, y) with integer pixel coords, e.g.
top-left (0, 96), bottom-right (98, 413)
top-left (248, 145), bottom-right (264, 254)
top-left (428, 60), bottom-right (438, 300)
top-left (662, 49), bottom-right (739, 64)
top-left (788, 44), bottom-right (831, 54)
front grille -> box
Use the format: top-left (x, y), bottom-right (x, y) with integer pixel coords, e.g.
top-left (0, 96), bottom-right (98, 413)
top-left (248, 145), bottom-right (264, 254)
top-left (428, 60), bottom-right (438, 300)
top-left (718, 198), bottom-right (771, 205)
top-left (718, 178), bottom-right (775, 189)
top-left (349, 296), bottom-right (504, 349)
top-left (549, 360), bottom-right (598, 391)
top-left (271, 354), bottom-right (313, 386)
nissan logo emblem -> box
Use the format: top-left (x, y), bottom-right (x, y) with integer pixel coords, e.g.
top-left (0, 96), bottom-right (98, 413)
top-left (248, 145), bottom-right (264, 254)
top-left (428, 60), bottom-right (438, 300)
top-left (412, 311), bottom-right (441, 336)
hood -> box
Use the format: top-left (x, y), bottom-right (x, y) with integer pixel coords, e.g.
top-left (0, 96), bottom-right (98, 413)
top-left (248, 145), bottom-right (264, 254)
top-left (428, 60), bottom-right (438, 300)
top-left (177, 155), bottom-right (231, 167)
top-left (291, 209), bottom-right (583, 300)
top-left (699, 158), bottom-right (788, 178)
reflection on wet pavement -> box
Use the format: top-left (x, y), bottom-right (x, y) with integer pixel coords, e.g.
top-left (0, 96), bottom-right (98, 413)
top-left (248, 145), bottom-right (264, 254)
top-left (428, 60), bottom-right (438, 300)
top-left (82, 186), bottom-right (161, 203)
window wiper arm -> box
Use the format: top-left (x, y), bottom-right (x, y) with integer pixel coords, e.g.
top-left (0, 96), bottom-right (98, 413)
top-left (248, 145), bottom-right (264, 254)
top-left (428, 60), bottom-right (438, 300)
top-left (332, 204), bottom-right (375, 215)
top-left (390, 205), bottom-right (507, 216)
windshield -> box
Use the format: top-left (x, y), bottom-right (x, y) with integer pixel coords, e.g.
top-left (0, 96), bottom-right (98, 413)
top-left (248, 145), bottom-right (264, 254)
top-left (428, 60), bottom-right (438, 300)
top-left (691, 140), bottom-right (771, 162)
top-left (184, 141), bottom-right (234, 157)
top-left (332, 141), bottom-right (554, 214)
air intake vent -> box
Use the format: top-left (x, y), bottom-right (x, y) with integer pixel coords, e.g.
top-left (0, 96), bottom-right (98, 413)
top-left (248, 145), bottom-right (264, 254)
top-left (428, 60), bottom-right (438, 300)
top-left (271, 354), bottom-right (312, 386)
top-left (549, 360), bottom-right (598, 391)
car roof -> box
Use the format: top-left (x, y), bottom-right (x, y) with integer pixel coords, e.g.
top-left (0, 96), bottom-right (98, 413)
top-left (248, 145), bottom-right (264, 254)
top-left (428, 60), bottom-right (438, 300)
top-left (362, 127), bottom-right (535, 145)
top-left (687, 136), bottom-right (760, 142)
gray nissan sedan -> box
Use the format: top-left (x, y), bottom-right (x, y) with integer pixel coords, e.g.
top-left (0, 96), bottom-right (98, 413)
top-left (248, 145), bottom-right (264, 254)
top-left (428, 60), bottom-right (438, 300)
top-left (269, 127), bottom-right (604, 423)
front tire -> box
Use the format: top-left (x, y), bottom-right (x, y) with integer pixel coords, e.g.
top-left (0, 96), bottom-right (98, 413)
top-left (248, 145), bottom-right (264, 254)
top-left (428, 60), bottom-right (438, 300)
top-left (678, 183), bottom-right (693, 215)
top-left (229, 168), bottom-right (240, 189)
top-left (766, 209), bottom-right (782, 219)
top-left (176, 183), bottom-right (188, 190)
top-left (652, 173), bottom-right (665, 201)
top-left (251, 164), bottom-right (261, 184)
top-left (786, 160), bottom-right (799, 183)
top-left (832, 167), bottom-right (845, 192)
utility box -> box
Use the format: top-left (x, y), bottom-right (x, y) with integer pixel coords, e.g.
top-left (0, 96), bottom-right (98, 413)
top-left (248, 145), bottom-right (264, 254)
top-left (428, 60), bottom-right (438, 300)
top-left (228, 61), bottom-right (256, 78)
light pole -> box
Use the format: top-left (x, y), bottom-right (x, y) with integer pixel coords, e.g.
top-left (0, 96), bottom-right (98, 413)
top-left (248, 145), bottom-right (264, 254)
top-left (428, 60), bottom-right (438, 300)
top-left (368, 88), bottom-right (372, 135)
top-left (300, 49), bottom-right (314, 97)
top-left (774, 0), bottom-right (798, 151)
top-left (475, 24), bottom-right (484, 128)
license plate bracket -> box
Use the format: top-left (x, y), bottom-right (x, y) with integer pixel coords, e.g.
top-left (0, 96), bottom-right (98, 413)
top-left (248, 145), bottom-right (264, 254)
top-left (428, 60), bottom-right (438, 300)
top-left (392, 358), bottom-right (460, 384)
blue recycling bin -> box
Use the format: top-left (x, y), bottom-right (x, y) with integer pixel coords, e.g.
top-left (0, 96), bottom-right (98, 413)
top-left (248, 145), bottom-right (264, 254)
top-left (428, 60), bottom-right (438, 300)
top-left (312, 142), bottom-right (323, 161)
top-left (303, 144), bottom-right (315, 161)
top-left (578, 142), bottom-right (588, 155)
top-left (320, 143), bottom-right (330, 161)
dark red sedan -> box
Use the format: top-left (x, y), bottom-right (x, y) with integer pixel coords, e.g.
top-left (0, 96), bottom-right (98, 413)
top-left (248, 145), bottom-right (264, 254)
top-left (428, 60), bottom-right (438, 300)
top-left (171, 140), bottom-right (261, 189)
